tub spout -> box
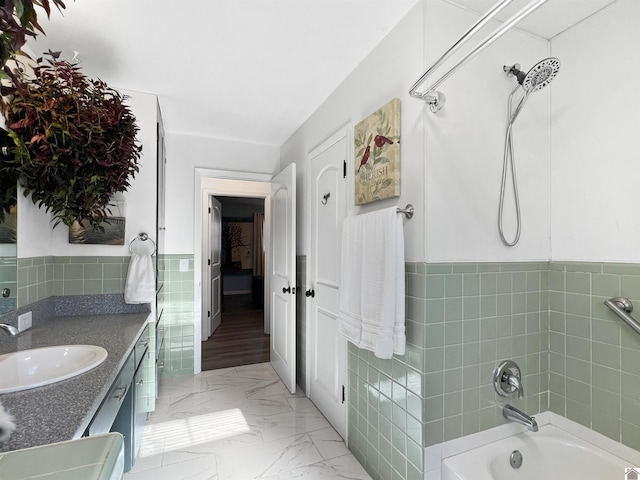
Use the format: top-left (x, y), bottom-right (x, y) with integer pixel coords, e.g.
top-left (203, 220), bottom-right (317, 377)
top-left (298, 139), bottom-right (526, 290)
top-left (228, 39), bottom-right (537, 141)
top-left (503, 404), bottom-right (538, 432)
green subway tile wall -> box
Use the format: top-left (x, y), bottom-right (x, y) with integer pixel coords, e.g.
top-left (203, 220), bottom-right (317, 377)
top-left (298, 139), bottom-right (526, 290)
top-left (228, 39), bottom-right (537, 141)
top-left (350, 260), bottom-right (640, 480)
top-left (18, 256), bottom-right (131, 307)
top-left (158, 254), bottom-right (195, 377)
top-left (0, 255), bottom-right (17, 304)
top-left (16, 254), bottom-right (195, 377)
top-left (549, 262), bottom-right (640, 449)
top-left (348, 262), bottom-right (549, 480)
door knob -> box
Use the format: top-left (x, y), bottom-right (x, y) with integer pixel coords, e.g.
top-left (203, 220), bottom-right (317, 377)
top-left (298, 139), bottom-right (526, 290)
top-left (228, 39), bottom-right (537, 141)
top-left (305, 289), bottom-right (315, 298)
top-left (283, 286), bottom-right (291, 294)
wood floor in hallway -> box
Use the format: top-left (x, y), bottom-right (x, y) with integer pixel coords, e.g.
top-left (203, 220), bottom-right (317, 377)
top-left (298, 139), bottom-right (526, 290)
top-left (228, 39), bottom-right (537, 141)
top-left (201, 294), bottom-right (269, 371)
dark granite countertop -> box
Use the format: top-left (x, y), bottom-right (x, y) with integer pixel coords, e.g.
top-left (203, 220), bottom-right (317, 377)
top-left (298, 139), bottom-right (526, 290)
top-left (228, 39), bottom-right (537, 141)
top-left (0, 312), bottom-right (150, 452)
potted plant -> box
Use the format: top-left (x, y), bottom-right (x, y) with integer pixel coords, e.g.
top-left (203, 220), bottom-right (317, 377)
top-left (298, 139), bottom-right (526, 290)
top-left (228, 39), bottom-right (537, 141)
top-left (0, 51), bottom-right (142, 229)
top-left (0, 0), bottom-right (66, 223)
top-left (0, 0), bottom-right (66, 73)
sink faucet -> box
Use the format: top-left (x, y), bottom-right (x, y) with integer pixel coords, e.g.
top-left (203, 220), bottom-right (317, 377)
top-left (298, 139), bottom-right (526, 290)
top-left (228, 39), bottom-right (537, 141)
top-left (0, 324), bottom-right (18, 336)
top-left (503, 404), bottom-right (538, 432)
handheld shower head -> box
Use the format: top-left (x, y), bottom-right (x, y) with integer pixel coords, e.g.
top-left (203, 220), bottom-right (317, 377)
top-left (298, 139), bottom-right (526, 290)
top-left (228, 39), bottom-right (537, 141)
top-left (504, 57), bottom-right (560, 92)
top-left (498, 57), bottom-right (560, 247)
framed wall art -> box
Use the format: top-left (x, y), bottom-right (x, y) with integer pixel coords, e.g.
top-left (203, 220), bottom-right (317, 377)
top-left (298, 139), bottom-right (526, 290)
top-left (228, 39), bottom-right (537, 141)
top-left (354, 98), bottom-right (401, 206)
top-left (69, 197), bottom-right (126, 245)
top-left (221, 217), bottom-right (254, 275)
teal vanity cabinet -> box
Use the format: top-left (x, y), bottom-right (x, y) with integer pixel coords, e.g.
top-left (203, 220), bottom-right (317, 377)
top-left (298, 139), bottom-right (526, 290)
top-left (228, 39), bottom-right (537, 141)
top-left (133, 325), bottom-right (153, 464)
top-left (90, 324), bottom-right (151, 473)
top-left (88, 354), bottom-right (135, 438)
top-left (155, 283), bottom-right (166, 384)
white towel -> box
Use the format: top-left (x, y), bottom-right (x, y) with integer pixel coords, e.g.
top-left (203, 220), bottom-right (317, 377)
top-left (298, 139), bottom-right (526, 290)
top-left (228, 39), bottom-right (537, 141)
top-left (338, 207), bottom-right (406, 359)
top-left (124, 239), bottom-right (155, 304)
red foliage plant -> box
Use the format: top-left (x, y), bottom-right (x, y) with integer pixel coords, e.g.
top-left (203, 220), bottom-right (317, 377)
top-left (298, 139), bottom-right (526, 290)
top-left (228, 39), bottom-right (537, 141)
top-left (0, 0), bottom-right (66, 67)
top-left (0, 51), bottom-right (142, 229)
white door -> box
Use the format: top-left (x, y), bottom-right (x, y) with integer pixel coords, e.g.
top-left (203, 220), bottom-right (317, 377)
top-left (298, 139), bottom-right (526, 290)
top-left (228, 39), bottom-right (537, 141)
top-left (205, 196), bottom-right (222, 339)
top-left (308, 133), bottom-right (348, 439)
top-left (270, 163), bottom-right (297, 394)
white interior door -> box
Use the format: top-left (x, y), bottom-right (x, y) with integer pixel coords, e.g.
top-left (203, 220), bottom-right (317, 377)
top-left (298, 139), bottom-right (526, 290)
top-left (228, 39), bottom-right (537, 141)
top-left (209, 196), bottom-right (222, 338)
top-left (308, 133), bottom-right (348, 439)
top-left (270, 163), bottom-right (297, 394)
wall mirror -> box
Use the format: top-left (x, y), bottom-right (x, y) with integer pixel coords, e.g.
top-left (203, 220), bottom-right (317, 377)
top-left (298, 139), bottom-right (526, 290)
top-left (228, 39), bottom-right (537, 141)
top-left (0, 204), bottom-right (17, 315)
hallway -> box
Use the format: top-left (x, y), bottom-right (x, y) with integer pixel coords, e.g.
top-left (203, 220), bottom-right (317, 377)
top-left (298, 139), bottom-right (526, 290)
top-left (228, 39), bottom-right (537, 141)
top-left (201, 294), bottom-right (269, 371)
top-left (125, 363), bottom-right (371, 479)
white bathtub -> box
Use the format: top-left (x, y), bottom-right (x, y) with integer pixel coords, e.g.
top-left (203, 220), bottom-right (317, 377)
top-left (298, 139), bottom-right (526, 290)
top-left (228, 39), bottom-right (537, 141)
top-left (426, 412), bottom-right (640, 480)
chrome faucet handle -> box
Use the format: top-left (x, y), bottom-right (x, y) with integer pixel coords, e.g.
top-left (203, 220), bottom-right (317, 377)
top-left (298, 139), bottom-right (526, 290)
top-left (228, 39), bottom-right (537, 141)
top-left (506, 373), bottom-right (523, 398)
top-left (493, 360), bottom-right (522, 398)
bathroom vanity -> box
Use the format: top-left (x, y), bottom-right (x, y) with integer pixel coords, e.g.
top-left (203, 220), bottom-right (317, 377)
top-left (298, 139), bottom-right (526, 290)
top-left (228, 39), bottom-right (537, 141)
top-left (0, 311), bottom-right (150, 460)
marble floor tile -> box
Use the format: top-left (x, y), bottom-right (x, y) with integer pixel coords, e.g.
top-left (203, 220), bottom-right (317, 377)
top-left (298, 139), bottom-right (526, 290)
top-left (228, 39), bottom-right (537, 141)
top-left (245, 405), bottom-right (333, 443)
top-left (286, 395), bottom-right (315, 411)
top-left (308, 427), bottom-right (351, 460)
top-left (215, 433), bottom-right (322, 479)
top-left (125, 363), bottom-right (372, 480)
top-left (261, 454), bottom-right (372, 480)
top-left (125, 454), bottom-right (218, 480)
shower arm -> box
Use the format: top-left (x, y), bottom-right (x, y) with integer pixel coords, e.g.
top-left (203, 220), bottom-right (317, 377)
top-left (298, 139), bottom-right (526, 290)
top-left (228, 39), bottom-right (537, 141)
top-left (409, 0), bottom-right (549, 112)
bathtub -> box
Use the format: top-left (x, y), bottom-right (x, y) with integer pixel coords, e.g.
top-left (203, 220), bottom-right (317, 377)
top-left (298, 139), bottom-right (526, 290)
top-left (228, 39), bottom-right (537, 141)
top-left (428, 412), bottom-right (640, 480)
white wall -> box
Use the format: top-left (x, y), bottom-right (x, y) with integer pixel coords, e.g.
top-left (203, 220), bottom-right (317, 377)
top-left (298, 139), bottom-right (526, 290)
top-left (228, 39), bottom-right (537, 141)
top-left (18, 89), bottom-right (159, 258)
top-left (164, 133), bottom-right (279, 255)
top-left (551, 0), bottom-right (640, 262)
top-left (17, 190), bottom-right (54, 257)
top-left (424, 1), bottom-right (551, 262)
top-left (281, 1), bottom-right (427, 262)
top-left (282, 0), bottom-right (551, 263)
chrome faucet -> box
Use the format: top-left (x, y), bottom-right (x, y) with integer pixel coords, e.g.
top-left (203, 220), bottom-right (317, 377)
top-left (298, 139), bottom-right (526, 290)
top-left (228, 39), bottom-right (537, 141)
top-left (503, 404), bottom-right (538, 432)
top-left (0, 324), bottom-right (18, 336)
top-left (505, 372), bottom-right (523, 398)
top-left (493, 360), bottom-right (524, 398)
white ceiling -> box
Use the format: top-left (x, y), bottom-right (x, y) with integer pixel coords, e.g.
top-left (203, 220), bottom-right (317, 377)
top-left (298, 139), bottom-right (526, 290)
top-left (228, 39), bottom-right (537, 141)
top-left (25, 0), bottom-right (420, 146)
top-left (446, 0), bottom-right (617, 39)
top-left (25, 0), bottom-right (616, 147)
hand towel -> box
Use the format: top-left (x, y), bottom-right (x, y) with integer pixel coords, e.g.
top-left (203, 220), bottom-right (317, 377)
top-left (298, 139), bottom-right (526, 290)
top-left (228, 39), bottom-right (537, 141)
top-left (338, 207), bottom-right (406, 359)
top-left (124, 239), bottom-right (155, 304)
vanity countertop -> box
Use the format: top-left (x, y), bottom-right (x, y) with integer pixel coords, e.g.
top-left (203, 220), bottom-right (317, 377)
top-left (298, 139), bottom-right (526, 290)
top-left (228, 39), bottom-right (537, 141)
top-left (0, 312), bottom-right (150, 452)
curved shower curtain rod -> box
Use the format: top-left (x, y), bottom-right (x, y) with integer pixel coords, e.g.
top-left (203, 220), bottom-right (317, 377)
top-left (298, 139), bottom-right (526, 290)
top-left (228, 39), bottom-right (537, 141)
top-left (409, 0), bottom-right (550, 112)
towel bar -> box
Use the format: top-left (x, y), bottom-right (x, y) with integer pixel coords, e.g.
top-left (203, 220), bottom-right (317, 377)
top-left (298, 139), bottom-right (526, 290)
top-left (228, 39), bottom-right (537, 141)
top-left (397, 204), bottom-right (414, 219)
top-left (129, 232), bottom-right (156, 254)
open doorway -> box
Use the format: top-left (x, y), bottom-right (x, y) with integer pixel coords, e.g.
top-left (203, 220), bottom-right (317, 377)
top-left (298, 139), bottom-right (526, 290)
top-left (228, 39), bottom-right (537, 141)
top-left (201, 196), bottom-right (269, 371)
top-left (194, 166), bottom-right (296, 393)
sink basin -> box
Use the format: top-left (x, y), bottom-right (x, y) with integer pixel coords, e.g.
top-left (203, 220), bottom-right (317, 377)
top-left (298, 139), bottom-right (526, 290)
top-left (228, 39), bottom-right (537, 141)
top-left (0, 345), bottom-right (108, 394)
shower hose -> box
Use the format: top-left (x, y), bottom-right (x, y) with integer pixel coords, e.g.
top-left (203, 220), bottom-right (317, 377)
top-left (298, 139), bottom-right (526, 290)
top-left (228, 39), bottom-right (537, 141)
top-left (498, 84), bottom-right (532, 247)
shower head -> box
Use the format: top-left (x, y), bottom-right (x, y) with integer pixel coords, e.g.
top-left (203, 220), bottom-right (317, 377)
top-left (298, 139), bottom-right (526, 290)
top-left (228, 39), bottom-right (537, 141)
top-left (504, 57), bottom-right (561, 92)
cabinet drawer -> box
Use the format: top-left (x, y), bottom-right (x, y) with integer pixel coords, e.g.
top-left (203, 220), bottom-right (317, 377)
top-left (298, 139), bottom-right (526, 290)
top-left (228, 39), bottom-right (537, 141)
top-left (155, 324), bottom-right (165, 361)
top-left (88, 352), bottom-right (135, 436)
top-left (156, 336), bottom-right (166, 382)
top-left (134, 325), bottom-right (150, 368)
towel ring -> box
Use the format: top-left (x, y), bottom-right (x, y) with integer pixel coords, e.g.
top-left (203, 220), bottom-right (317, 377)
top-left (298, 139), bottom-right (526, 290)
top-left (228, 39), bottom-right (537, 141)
top-left (129, 232), bottom-right (157, 254)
